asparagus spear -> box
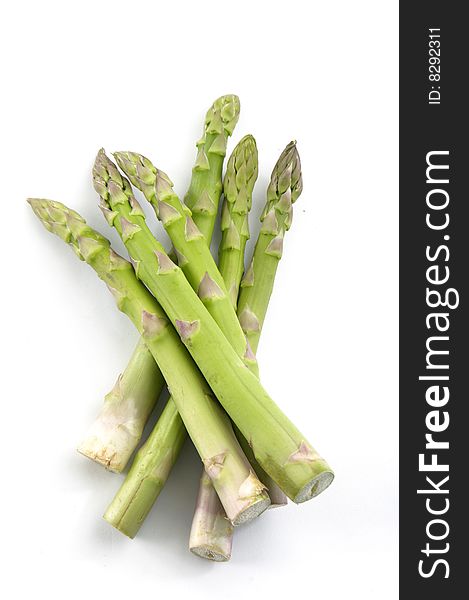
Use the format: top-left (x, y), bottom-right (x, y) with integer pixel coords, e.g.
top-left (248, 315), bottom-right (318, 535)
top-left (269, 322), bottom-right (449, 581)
top-left (189, 136), bottom-right (258, 560)
top-left (29, 199), bottom-right (270, 528)
top-left (79, 95), bottom-right (240, 472)
top-left (184, 94), bottom-right (240, 241)
top-left (218, 135), bottom-right (257, 305)
top-left (94, 150), bottom-right (334, 503)
top-left (219, 138), bottom-right (289, 508)
top-left (237, 141), bottom-right (301, 355)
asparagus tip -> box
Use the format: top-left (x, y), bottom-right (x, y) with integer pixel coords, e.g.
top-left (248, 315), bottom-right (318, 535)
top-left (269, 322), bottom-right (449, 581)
top-left (27, 197), bottom-right (45, 213)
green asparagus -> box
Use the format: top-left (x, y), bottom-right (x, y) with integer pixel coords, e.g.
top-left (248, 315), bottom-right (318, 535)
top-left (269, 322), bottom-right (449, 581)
top-left (94, 150), bottom-right (334, 503)
top-left (189, 136), bottom-right (258, 560)
top-left (29, 199), bottom-right (270, 528)
top-left (238, 141), bottom-right (302, 355)
top-left (218, 135), bottom-right (257, 306)
top-left (184, 94), bottom-right (240, 241)
top-left (219, 138), bottom-right (289, 508)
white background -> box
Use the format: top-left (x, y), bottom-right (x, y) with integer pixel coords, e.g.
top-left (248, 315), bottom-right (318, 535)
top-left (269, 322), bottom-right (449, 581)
top-left (2, 1), bottom-right (398, 598)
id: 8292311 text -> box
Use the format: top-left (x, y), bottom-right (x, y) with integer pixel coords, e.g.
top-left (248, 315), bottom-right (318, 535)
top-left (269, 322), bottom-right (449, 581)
top-left (428, 28), bottom-right (441, 105)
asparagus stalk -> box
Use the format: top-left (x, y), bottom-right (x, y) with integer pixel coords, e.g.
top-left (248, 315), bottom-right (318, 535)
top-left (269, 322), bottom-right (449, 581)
top-left (79, 95), bottom-right (240, 472)
top-left (189, 136), bottom-right (258, 560)
top-left (219, 137), bottom-right (288, 508)
top-left (29, 199), bottom-right (270, 527)
top-left (94, 150), bottom-right (334, 503)
top-left (235, 142), bottom-right (309, 506)
top-left (184, 94), bottom-right (240, 241)
top-left (238, 141), bottom-right (301, 355)
top-left (114, 150), bottom-right (256, 374)
top-left (77, 338), bottom-right (164, 472)
top-left (218, 135), bottom-right (257, 306)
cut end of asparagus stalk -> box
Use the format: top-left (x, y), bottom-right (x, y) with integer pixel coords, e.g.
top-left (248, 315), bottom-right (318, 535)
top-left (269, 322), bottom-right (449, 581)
top-left (76, 404), bottom-right (140, 473)
top-left (232, 494), bottom-right (271, 526)
top-left (229, 472), bottom-right (271, 526)
top-left (77, 431), bottom-right (135, 474)
top-left (190, 546), bottom-right (230, 562)
top-left (294, 470), bottom-right (335, 504)
top-left (77, 444), bottom-right (121, 472)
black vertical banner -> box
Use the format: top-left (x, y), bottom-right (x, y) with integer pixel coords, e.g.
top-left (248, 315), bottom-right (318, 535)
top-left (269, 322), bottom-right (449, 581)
top-left (400, 2), bottom-right (467, 596)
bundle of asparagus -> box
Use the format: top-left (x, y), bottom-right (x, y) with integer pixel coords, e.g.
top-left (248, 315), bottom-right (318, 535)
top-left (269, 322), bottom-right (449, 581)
top-left (29, 95), bottom-right (334, 562)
